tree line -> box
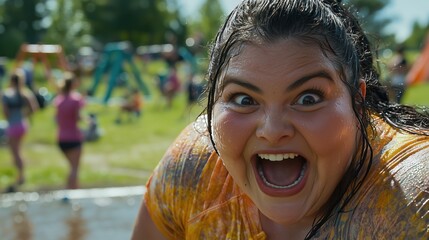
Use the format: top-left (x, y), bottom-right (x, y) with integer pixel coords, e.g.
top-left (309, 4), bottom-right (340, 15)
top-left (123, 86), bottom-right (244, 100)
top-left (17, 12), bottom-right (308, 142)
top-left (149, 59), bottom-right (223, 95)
top-left (0, 0), bottom-right (427, 59)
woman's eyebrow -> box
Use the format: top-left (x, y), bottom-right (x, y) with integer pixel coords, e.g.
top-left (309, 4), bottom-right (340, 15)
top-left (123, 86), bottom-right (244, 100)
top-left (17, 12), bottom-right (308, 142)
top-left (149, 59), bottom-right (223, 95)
top-left (221, 78), bottom-right (262, 93)
top-left (221, 70), bottom-right (333, 93)
top-left (286, 71), bottom-right (333, 92)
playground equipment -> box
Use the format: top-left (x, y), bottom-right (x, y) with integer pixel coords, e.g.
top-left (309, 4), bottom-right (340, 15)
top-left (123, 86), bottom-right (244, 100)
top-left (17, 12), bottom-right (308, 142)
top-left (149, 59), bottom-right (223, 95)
top-left (137, 43), bottom-right (198, 74)
top-left (11, 44), bottom-right (65, 108)
top-left (89, 42), bottom-right (149, 104)
top-left (14, 44), bottom-right (69, 82)
top-left (406, 36), bottom-right (429, 85)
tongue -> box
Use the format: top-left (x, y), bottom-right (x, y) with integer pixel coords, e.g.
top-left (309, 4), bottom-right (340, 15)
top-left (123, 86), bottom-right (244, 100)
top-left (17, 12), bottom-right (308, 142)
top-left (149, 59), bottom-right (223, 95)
top-left (260, 157), bottom-right (305, 186)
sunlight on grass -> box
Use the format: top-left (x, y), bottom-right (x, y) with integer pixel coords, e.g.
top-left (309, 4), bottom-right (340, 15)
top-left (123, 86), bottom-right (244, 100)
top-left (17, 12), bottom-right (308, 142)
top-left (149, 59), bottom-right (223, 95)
top-left (0, 61), bottom-right (205, 192)
top-left (402, 83), bottom-right (429, 107)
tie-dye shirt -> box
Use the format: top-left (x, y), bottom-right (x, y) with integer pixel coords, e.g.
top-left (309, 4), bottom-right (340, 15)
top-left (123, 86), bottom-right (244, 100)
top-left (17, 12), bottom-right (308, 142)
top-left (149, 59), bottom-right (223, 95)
top-left (144, 115), bottom-right (429, 239)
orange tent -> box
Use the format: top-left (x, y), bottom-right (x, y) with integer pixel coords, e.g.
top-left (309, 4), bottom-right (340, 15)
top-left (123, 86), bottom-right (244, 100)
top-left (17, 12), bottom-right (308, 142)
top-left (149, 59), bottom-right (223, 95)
top-left (406, 37), bottom-right (429, 85)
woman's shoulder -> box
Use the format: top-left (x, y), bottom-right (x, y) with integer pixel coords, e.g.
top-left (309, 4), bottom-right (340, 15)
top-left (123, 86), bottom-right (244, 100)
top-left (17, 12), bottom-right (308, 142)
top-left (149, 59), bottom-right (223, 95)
top-left (351, 119), bottom-right (429, 238)
top-left (2, 88), bottom-right (14, 98)
top-left (144, 116), bottom-right (228, 237)
top-left (382, 131), bottom-right (429, 195)
top-left (168, 114), bottom-right (210, 143)
top-left (378, 123), bottom-right (429, 180)
top-left (159, 115), bottom-right (215, 176)
top-left (70, 91), bottom-right (84, 100)
top-left (374, 118), bottom-right (429, 202)
top-left (371, 115), bottom-right (429, 162)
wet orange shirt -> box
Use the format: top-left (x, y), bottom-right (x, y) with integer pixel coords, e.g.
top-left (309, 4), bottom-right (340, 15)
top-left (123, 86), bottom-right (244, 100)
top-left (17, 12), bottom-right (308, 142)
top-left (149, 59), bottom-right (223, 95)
top-left (144, 116), bottom-right (429, 239)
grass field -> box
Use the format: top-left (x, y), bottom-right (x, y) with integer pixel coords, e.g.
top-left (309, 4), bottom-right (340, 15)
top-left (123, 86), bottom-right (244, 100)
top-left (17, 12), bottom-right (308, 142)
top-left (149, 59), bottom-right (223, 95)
top-left (0, 60), bottom-right (205, 192)
top-left (1, 61), bottom-right (429, 193)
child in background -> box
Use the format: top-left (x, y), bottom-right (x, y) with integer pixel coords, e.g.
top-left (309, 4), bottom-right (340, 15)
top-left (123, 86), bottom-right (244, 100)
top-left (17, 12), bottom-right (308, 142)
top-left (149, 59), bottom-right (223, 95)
top-left (115, 88), bottom-right (143, 123)
top-left (84, 113), bottom-right (101, 142)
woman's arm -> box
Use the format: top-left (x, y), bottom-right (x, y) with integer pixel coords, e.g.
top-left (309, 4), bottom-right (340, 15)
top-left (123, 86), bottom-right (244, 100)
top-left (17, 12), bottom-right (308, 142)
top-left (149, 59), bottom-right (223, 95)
top-left (1, 101), bottom-right (9, 119)
top-left (131, 200), bottom-right (168, 240)
top-left (24, 90), bottom-right (39, 115)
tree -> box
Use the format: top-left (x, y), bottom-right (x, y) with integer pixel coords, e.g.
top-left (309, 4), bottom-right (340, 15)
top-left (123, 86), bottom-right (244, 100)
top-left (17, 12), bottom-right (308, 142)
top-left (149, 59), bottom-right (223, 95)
top-left (0, 0), bottom-right (50, 57)
top-left (343, 0), bottom-right (395, 48)
top-left (80, 0), bottom-right (184, 47)
top-left (42, 0), bottom-right (91, 55)
top-left (404, 21), bottom-right (429, 51)
top-left (198, 0), bottom-right (225, 43)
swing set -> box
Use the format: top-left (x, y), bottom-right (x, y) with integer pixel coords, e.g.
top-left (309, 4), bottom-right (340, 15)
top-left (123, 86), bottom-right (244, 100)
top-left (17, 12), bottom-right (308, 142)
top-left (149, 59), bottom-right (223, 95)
top-left (14, 44), bottom-right (70, 83)
top-left (88, 41), bottom-right (150, 104)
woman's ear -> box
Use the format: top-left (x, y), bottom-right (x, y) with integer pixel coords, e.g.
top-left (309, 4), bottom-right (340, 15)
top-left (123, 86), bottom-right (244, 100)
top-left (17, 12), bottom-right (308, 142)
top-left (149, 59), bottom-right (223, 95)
top-left (358, 79), bottom-right (366, 98)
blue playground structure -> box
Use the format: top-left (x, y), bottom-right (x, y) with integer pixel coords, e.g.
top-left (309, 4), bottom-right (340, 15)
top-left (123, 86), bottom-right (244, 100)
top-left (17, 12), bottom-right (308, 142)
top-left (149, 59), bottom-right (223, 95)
top-left (89, 42), bottom-right (150, 104)
top-left (178, 46), bottom-right (198, 75)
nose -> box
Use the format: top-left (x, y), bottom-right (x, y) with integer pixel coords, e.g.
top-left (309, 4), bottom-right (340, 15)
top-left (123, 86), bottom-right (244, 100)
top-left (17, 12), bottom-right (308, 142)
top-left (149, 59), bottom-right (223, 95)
top-left (256, 110), bottom-right (294, 144)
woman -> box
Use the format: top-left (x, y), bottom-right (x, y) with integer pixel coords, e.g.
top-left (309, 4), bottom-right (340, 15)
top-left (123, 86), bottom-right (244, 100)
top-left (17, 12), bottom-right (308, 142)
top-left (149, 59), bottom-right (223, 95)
top-left (2, 68), bottom-right (38, 192)
top-left (132, 0), bottom-right (429, 239)
top-left (53, 72), bottom-right (85, 190)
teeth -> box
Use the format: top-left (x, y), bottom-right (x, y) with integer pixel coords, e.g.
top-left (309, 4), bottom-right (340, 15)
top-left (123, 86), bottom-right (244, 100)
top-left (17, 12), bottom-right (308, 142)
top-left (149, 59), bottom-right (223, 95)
top-left (258, 153), bottom-right (298, 161)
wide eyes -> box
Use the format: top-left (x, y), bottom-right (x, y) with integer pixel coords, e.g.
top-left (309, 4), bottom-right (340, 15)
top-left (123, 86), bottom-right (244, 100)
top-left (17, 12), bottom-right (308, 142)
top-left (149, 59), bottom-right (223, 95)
top-left (295, 92), bottom-right (322, 106)
top-left (224, 89), bottom-right (324, 110)
top-left (232, 94), bottom-right (256, 106)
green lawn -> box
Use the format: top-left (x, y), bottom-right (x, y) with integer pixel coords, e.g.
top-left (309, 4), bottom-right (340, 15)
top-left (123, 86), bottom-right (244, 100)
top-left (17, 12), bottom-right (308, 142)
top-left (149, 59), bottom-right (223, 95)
top-left (402, 83), bottom-right (429, 106)
top-left (0, 90), bottom-right (204, 192)
top-left (0, 60), bottom-right (205, 192)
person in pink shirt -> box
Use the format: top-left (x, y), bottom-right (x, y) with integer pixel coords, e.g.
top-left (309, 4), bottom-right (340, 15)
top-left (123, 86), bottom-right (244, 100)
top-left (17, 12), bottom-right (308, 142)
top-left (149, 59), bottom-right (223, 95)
top-left (53, 72), bottom-right (85, 190)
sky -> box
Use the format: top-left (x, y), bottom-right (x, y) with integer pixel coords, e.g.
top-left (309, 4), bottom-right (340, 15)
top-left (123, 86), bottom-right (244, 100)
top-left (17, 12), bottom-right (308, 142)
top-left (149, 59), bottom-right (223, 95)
top-left (180, 0), bottom-right (429, 42)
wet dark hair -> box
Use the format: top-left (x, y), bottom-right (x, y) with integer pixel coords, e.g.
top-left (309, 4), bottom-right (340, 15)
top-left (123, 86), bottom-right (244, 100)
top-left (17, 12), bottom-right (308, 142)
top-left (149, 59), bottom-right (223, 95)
top-left (9, 70), bottom-right (26, 108)
top-left (60, 72), bottom-right (76, 95)
top-left (203, 0), bottom-right (429, 238)
top-left (11, 73), bottom-right (21, 87)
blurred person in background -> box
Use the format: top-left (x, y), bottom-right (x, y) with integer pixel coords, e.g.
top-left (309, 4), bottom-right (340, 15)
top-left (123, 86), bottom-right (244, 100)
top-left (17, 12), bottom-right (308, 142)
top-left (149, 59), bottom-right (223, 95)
top-left (115, 87), bottom-right (143, 124)
top-left (2, 68), bottom-right (38, 192)
top-left (53, 72), bottom-right (85, 190)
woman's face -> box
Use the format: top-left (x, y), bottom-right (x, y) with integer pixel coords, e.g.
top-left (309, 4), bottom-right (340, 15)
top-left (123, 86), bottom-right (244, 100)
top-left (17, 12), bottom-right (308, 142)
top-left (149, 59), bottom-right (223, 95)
top-left (212, 39), bottom-right (364, 226)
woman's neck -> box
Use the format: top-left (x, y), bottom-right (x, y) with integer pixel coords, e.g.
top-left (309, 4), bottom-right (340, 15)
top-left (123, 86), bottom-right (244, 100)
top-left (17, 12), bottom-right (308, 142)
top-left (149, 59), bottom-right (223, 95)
top-left (260, 212), bottom-right (313, 240)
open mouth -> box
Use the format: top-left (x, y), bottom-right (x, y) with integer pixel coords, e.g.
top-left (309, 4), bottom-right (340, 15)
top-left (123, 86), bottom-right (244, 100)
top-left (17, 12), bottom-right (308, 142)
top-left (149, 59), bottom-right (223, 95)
top-left (256, 153), bottom-right (307, 189)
